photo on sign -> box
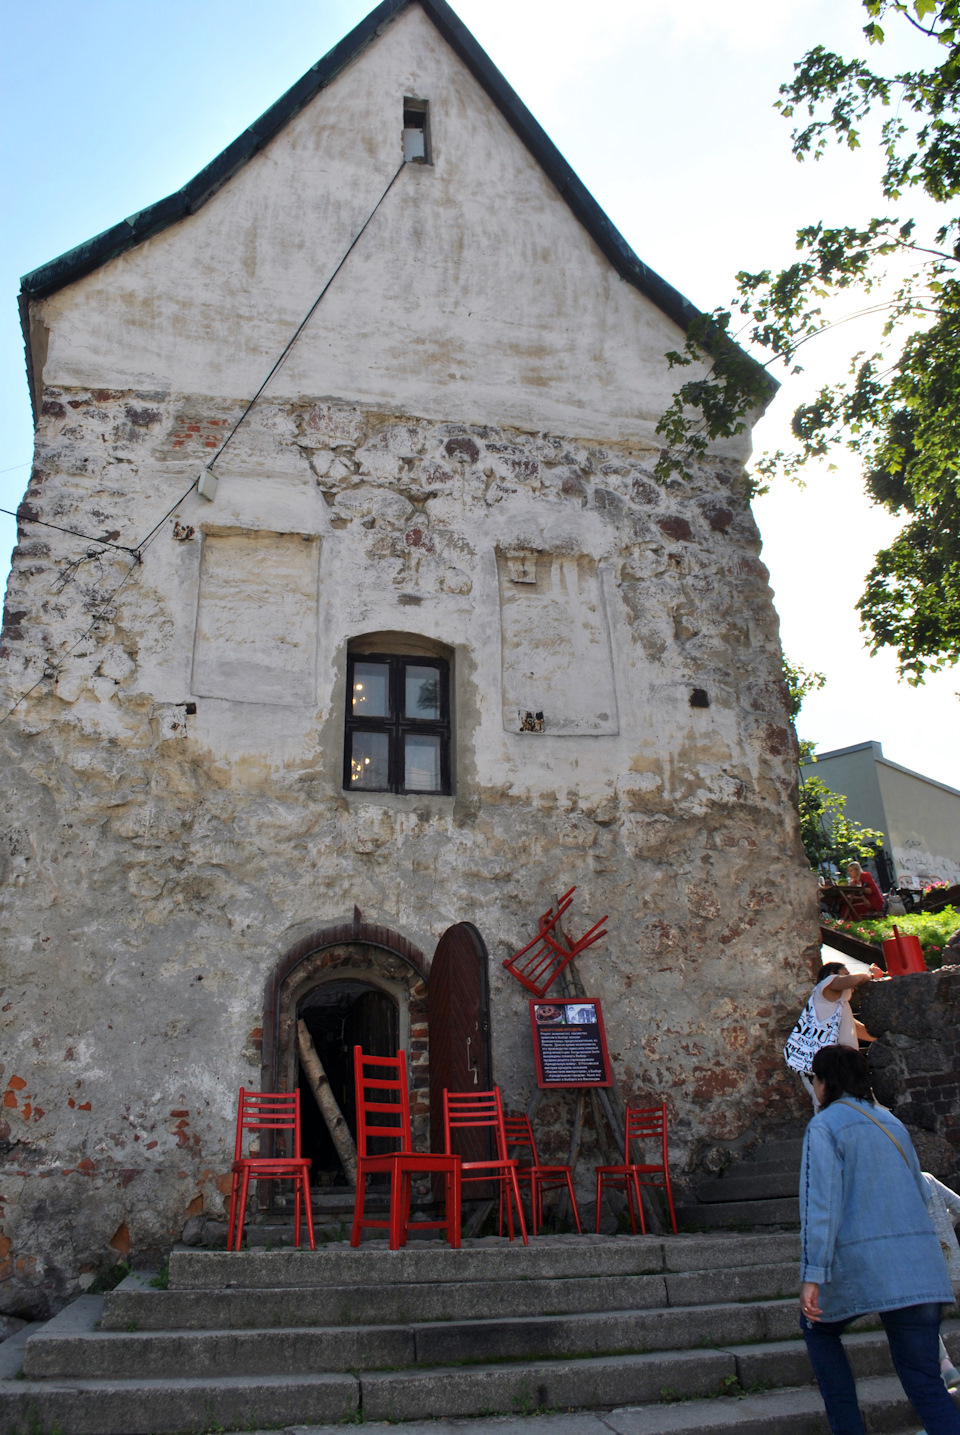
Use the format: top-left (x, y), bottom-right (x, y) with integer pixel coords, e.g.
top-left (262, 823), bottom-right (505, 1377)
top-left (534, 1003), bottom-right (567, 1024)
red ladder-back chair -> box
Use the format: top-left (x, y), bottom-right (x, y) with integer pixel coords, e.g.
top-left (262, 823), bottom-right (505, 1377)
top-left (502, 1113), bottom-right (582, 1235)
top-left (351, 1047), bottom-right (461, 1249)
top-left (501, 888), bottom-right (608, 999)
top-left (594, 1102), bottom-right (677, 1235)
top-left (443, 1088), bottom-right (528, 1244)
top-left (227, 1088), bottom-right (315, 1251)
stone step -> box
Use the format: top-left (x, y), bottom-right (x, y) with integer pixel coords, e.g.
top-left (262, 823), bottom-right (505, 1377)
top-left (189, 1217), bottom-right (459, 1250)
top-left (102, 1257), bottom-right (802, 1331)
top-left (0, 1371), bottom-right (358, 1435)
top-left (723, 1156), bottom-right (802, 1181)
top-left (26, 1287), bottom-right (960, 1392)
top-left (357, 1328), bottom-right (960, 1423)
top-left (0, 1350), bottom-right (737, 1431)
top-left (4, 1303), bottom-right (956, 1435)
top-left (26, 1296), bottom-right (803, 1381)
top-left (359, 1348), bottom-right (746, 1423)
top-left (693, 1173), bottom-right (800, 1205)
top-left (162, 1231), bottom-right (801, 1290)
top-left (743, 1138), bottom-right (805, 1166)
top-left (103, 1270), bottom-right (667, 1329)
top-left (676, 1197), bottom-right (800, 1230)
top-left (215, 1377), bottom-right (937, 1435)
top-left (587, 1389), bottom-right (924, 1435)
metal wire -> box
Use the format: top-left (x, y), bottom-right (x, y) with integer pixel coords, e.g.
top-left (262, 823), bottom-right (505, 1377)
top-left (0, 161), bottom-right (409, 727)
top-left (0, 505), bottom-right (139, 556)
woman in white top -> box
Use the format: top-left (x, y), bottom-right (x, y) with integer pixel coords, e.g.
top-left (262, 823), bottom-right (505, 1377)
top-left (784, 961), bottom-right (884, 1110)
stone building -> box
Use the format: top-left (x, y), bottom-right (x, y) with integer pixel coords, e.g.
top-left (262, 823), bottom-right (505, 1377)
top-left (1, 0), bottom-right (818, 1315)
top-left (801, 740), bottom-right (960, 889)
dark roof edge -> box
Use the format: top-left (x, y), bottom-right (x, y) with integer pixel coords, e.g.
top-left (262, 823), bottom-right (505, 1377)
top-left (19, 0), bottom-right (404, 303)
top-left (420, 0), bottom-right (700, 334)
top-left (421, 0), bottom-right (774, 400)
top-left (19, 0), bottom-right (775, 405)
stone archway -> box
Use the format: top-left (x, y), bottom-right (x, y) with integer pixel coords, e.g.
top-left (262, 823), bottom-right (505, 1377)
top-left (263, 909), bottom-right (430, 1157)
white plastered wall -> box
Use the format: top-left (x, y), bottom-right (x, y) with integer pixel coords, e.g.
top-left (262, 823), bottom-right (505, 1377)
top-left (32, 4), bottom-right (736, 452)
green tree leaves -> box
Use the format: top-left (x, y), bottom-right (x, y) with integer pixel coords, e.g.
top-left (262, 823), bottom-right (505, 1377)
top-left (660, 0), bottom-right (960, 682)
top-left (783, 660), bottom-right (827, 724)
top-left (784, 657), bottom-right (886, 872)
top-left (797, 773), bottom-right (886, 873)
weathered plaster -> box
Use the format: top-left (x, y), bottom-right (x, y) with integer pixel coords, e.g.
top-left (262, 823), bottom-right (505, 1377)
top-left (1, 394), bottom-right (818, 1314)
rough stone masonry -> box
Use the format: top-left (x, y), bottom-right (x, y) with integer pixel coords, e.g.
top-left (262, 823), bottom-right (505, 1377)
top-left (0, 0), bottom-right (819, 1316)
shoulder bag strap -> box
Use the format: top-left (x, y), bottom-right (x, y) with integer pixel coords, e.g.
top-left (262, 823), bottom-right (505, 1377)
top-left (835, 1101), bottom-right (911, 1168)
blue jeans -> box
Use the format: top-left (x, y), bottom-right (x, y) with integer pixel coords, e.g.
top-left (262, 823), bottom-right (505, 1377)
top-left (801, 1303), bottom-right (960, 1435)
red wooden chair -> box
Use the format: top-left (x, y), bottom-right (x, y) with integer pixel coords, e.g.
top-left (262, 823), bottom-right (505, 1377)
top-left (503, 1113), bottom-right (582, 1235)
top-left (351, 1046), bottom-right (461, 1249)
top-left (227, 1088), bottom-right (315, 1251)
top-left (502, 888), bottom-right (609, 998)
top-left (443, 1088), bottom-right (528, 1244)
top-left (594, 1103), bottom-right (677, 1235)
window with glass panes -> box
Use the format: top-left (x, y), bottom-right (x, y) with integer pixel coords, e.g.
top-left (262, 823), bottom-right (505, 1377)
top-left (344, 654), bottom-right (451, 794)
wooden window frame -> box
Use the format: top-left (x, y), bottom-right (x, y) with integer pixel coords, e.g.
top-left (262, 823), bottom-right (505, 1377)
top-left (343, 652), bottom-right (451, 796)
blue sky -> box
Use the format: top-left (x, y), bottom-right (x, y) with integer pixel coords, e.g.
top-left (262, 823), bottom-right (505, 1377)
top-left (2, 0), bottom-right (957, 788)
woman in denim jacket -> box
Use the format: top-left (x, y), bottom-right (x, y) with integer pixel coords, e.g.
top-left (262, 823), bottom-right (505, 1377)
top-left (799, 1045), bottom-right (959, 1434)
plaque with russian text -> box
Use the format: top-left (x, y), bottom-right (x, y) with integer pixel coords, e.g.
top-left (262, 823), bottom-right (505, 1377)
top-left (529, 998), bottom-right (612, 1088)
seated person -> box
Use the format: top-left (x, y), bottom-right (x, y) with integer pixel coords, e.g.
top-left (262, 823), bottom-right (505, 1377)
top-left (846, 861), bottom-right (885, 915)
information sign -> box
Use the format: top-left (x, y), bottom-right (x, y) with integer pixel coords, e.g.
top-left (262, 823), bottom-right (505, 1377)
top-left (529, 998), bottom-right (612, 1088)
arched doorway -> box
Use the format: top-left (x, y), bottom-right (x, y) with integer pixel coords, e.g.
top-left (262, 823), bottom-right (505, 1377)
top-left (297, 980), bottom-right (398, 1181)
top-left (263, 911), bottom-right (430, 1184)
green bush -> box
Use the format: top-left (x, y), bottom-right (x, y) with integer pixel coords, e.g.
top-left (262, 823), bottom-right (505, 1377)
top-left (828, 906), bottom-right (959, 969)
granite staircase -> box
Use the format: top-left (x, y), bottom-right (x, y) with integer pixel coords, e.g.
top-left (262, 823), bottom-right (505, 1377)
top-left (2, 1231), bottom-right (957, 1435)
top-left (676, 1131), bottom-right (805, 1231)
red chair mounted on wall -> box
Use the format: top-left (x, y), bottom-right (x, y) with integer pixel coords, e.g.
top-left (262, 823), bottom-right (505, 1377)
top-left (594, 1102), bottom-right (678, 1235)
top-left (227, 1088), bottom-right (315, 1251)
top-left (501, 887), bottom-right (608, 999)
top-left (351, 1046), bottom-right (461, 1250)
top-left (502, 1112), bottom-right (582, 1235)
top-left (444, 1088), bottom-right (528, 1244)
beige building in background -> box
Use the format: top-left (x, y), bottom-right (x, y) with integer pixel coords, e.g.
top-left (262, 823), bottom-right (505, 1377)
top-left (1, 0), bottom-right (818, 1318)
top-left (802, 740), bottom-right (960, 888)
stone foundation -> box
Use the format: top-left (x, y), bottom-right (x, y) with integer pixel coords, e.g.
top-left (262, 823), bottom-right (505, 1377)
top-left (862, 966), bottom-right (960, 1187)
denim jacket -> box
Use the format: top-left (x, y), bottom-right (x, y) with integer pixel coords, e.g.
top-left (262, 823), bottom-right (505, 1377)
top-left (799, 1095), bottom-right (953, 1321)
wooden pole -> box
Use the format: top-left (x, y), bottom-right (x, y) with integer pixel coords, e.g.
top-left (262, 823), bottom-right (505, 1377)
top-left (296, 1019), bottom-right (358, 1187)
top-left (556, 901), bottom-right (664, 1236)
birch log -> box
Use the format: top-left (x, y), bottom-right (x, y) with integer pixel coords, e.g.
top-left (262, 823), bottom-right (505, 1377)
top-left (296, 1019), bottom-right (358, 1186)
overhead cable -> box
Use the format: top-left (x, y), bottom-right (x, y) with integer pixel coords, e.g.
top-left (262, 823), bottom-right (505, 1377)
top-left (0, 505), bottom-right (140, 557)
top-left (133, 159), bottom-right (406, 556)
top-left (0, 160), bottom-right (409, 726)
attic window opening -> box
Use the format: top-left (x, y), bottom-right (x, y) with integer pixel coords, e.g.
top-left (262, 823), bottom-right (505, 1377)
top-left (403, 98), bottom-right (431, 164)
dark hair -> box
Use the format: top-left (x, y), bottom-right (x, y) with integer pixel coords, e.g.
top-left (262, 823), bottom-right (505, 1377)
top-left (811, 1045), bottom-right (875, 1108)
top-left (815, 961), bottom-right (846, 983)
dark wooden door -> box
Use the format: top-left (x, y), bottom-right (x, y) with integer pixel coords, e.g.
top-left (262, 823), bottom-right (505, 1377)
top-left (428, 922), bottom-right (493, 1165)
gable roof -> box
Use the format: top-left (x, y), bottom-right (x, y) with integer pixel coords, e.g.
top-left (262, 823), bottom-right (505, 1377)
top-left (20, 0), bottom-right (700, 327)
